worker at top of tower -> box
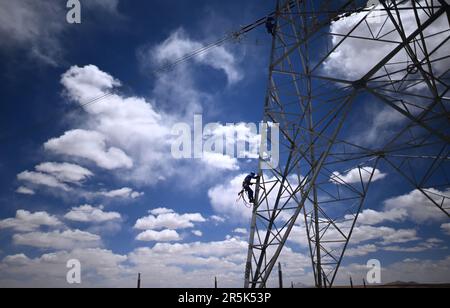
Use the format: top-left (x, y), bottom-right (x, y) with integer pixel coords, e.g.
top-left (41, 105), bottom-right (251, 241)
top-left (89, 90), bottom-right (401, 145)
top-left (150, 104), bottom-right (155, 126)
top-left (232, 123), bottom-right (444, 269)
top-left (239, 172), bottom-right (260, 204)
top-left (265, 16), bottom-right (276, 36)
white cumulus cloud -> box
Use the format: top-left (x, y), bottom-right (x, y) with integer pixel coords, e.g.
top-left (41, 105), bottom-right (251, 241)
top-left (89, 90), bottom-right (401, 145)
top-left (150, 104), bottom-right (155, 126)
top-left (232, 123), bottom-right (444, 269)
top-left (441, 223), bottom-right (450, 236)
top-left (0, 210), bottom-right (62, 232)
top-left (149, 208), bottom-right (174, 216)
top-left (35, 162), bottom-right (93, 184)
top-left (345, 208), bottom-right (407, 225)
top-left (233, 228), bottom-right (248, 235)
top-left (44, 129), bottom-right (133, 170)
top-left (15, 187), bottom-right (35, 195)
top-left (13, 229), bottom-right (101, 250)
top-left (345, 244), bottom-right (378, 257)
top-left (384, 188), bottom-right (450, 223)
top-left (134, 209), bottom-right (206, 231)
top-left (98, 187), bottom-right (144, 199)
top-left (136, 229), bottom-right (181, 242)
top-left (330, 167), bottom-right (387, 185)
top-left (17, 171), bottom-right (70, 191)
top-left (148, 28), bottom-right (243, 84)
top-left (191, 230), bottom-right (203, 237)
top-left (64, 205), bottom-right (121, 223)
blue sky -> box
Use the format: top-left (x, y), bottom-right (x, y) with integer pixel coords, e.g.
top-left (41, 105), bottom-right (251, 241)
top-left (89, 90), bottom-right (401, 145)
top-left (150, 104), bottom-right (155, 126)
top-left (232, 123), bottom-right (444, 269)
top-left (0, 0), bottom-right (448, 287)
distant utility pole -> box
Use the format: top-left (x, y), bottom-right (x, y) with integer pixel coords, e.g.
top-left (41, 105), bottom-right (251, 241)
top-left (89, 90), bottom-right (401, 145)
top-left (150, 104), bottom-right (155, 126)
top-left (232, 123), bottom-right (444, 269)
top-left (137, 273), bottom-right (141, 289)
top-left (278, 262), bottom-right (283, 288)
top-left (363, 278), bottom-right (367, 288)
top-left (215, 277), bottom-right (218, 289)
top-left (349, 276), bottom-right (354, 289)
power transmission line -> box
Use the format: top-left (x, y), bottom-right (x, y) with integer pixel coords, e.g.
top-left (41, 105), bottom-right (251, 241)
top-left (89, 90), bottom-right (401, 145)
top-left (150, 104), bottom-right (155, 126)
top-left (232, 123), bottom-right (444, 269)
top-left (0, 8), bottom-right (278, 144)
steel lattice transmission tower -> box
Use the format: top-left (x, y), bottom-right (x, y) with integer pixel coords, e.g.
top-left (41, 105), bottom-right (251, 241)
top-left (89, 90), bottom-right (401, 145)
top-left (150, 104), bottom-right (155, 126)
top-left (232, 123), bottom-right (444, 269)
top-left (245, 0), bottom-right (450, 288)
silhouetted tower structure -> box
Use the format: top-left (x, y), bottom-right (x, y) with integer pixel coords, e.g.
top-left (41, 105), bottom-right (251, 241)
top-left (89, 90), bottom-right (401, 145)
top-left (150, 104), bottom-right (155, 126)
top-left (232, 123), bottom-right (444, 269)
top-left (245, 0), bottom-right (450, 288)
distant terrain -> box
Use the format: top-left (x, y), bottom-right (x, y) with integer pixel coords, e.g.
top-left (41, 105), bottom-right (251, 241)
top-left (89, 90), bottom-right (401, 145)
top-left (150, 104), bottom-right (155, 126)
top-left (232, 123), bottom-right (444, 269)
top-left (334, 281), bottom-right (450, 288)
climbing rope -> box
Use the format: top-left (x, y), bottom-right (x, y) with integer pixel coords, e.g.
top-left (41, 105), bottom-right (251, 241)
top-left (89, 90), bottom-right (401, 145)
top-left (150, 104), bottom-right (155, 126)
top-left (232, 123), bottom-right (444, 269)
top-left (236, 190), bottom-right (252, 208)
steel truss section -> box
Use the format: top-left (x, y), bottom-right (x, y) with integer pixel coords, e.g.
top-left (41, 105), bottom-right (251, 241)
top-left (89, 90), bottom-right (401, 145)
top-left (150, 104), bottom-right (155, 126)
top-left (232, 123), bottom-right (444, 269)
top-left (245, 0), bottom-right (450, 288)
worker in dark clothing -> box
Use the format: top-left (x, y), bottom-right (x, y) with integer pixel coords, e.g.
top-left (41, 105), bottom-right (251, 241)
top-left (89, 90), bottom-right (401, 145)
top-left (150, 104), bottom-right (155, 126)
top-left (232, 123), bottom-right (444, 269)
top-left (239, 172), bottom-right (259, 203)
top-left (265, 16), bottom-right (276, 36)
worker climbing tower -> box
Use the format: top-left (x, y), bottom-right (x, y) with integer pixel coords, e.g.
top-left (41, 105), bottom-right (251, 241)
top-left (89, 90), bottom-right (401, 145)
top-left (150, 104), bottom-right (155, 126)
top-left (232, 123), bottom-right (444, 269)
top-left (245, 0), bottom-right (450, 288)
